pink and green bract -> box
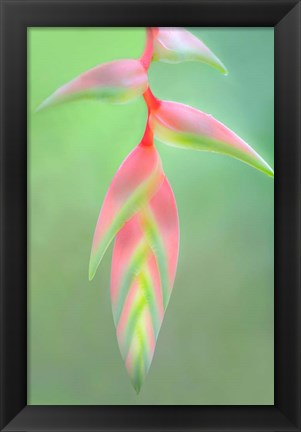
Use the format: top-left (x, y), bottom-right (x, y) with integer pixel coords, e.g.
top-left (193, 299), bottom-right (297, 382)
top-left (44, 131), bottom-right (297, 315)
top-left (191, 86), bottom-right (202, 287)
top-left (38, 27), bottom-right (274, 393)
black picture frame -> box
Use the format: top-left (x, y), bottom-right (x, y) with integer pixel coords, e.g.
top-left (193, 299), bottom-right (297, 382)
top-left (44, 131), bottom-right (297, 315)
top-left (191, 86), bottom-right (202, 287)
top-left (1, 0), bottom-right (300, 430)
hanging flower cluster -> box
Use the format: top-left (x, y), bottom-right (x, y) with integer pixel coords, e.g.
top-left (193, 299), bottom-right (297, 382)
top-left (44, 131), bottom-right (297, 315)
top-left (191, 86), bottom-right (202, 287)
top-left (39, 27), bottom-right (274, 393)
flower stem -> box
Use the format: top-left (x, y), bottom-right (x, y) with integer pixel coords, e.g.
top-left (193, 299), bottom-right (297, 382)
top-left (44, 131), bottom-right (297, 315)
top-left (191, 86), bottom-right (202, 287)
top-left (140, 110), bottom-right (154, 147)
top-left (143, 87), bottom-right (160, 111)
top-left (140, 27), bottom-right (154, 70)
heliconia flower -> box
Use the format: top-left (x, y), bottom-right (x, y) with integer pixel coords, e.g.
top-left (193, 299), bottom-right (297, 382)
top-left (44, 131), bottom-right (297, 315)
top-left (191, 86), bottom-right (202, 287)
top-left (37, 59), bottom-right (148, 111)
top-left (89, 123), bottom-right (164, 281)
top-left (152, 27), bottom-right (228, 75)
top-left (37, 26), bottom-right (274, 394)
top-left (144, 90), bottom-right (274, 177)
top-left (111, 177), bottom-right (179, 393)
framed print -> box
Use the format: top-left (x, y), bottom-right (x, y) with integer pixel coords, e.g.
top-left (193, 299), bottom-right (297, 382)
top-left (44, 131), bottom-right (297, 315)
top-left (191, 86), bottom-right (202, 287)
top-left (28, 26), bottom-right (275, 405)
top-left (0, 0), bottom-right (300, 431)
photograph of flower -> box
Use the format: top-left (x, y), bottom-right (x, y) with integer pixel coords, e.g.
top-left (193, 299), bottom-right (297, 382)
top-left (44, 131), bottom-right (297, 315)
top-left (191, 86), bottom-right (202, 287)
top-left (28, 27), bottom-right (274, 404)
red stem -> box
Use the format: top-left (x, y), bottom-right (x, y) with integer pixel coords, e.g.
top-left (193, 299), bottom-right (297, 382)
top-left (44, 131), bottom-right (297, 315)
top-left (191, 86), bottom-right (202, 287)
top-left (143, 87), bottom-right (160, 112)
top-left (140, 28), bottom-right (154, 70)
top-left (140, 27), bottom-right (161, 146)
top-left (140, 110), bottom-right (154, 147)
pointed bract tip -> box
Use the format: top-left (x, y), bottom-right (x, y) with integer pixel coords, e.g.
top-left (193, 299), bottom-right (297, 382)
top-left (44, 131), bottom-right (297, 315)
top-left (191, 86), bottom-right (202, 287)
top-left (220, 63), bottom-right (229, 76)
top-left (205, 51), bottom-right (228, 76)
top-left (88, 260), bottom-right (96, 281)
top-left (35, 104), bottom-right (43, 114)
top-left (254, 152), bottom-right (274, 178)
top-left (216, 62), bottom-right (228, 76)
top-left (204, 52), bottom-right (228, 76)
top-left (131, 378), bottom-right (142, 394)
top-left (35, 95), bottom-right (56, 112)
top-left (265, 165), bottom-right (274, 178)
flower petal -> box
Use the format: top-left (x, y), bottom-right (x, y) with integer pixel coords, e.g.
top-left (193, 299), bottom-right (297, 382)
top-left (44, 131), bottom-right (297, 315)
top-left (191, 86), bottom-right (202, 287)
top-left (89, 143), bottom-right (164, 281)
top-left (150, 101), bottom-right (274, 177)
top-left (152, 27), bottom-right (228, 75)
top-left (37, 59), bottom-right (148, 110)
top-left (111, 177), bottom-right (179, 392)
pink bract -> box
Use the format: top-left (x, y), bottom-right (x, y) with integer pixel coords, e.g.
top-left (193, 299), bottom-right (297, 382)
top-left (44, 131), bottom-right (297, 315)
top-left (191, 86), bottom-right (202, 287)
top-left (111, 177), bottom-right (179, 392)
top-left (37, 59), bottom-right (148, 110)
top-left (89, 130), bottom-right (164, 281)
top-left (149, 99), bottom-right (274, 177)
top-left (152, 27), bottom-right (228, 74)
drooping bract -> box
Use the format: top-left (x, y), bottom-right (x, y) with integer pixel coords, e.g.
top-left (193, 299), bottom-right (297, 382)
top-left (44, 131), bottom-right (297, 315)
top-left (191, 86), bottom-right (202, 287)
top-left (89, 127), bottom-right (164, 281)
top-left (37, 59), bottom-right (148, 110)
top-left (111, 177), bottom-right (179, 392)
top-left (152, 27), bottom-right (228, 75)
top-left (147, 96), bottom-right (274, 177)
top-left (88, 117), bottom-right (179, 392)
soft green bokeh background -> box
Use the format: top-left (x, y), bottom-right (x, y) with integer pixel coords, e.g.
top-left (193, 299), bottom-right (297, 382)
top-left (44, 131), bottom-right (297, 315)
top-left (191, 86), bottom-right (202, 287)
top-left (28, 28), bottom-right (274, 405)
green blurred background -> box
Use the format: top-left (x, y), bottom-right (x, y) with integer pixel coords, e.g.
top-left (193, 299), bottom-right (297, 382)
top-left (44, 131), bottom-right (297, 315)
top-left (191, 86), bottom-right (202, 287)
top-left (28, 28), bottom-right (274, 405)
